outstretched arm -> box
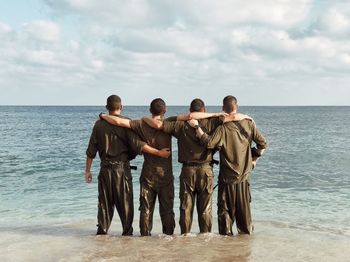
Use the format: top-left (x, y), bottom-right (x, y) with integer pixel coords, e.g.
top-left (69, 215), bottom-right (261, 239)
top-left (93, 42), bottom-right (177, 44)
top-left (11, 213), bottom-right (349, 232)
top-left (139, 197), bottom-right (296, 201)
top-left (176, 112), bottom-right (228, 121)
top-left (100, 113), bottom-right (131, 128)
top-left (223, 113), bottom-right (252, 123)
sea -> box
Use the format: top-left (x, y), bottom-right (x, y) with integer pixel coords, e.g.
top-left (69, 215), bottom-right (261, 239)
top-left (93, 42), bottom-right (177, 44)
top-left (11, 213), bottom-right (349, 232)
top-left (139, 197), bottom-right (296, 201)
top-left (0, 106), bottom-right (349, 262)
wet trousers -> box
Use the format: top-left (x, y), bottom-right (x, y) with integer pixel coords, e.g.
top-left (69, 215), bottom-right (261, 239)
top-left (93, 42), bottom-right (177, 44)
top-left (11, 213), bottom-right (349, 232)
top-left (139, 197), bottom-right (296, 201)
top-left (217, 177), bottom-right (253, 235)
top-left (179, 164), bottom-right (214, 234)
top-left (97, 161), bottom-right (133, 235)
top-left (139, 178), bottom-right (175, 236)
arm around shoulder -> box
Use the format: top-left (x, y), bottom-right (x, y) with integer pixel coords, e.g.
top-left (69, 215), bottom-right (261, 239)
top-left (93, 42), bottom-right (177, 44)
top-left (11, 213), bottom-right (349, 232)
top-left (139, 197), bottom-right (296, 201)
top-left (142, 117), bottom-right (164, 129)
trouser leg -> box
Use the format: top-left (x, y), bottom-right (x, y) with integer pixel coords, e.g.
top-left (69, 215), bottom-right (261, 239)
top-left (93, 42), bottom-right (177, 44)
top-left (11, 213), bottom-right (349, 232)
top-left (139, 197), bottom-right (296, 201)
top-left (158, 181), bottom-right (175, 235)
top-left (217, 179), bottom-right (234, 235)
top-left (114, 166), bottom-right (134, 236)
top-left (179, 167), bottom-right (195, 234)
top-left (97, 168), bottom-right (115, 234)
top-left (235, 180), bottom-right (253, 234)
top-left (196, 169), bottom-right (213, 233)
top-left (139, 181), bottom-right (156, 236)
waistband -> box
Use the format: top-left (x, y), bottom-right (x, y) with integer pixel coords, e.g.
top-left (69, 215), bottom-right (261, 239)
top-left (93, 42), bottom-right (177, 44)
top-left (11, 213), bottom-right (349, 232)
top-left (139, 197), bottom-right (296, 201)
top-left (182, 162), bottom-right (212, 167)
top-left (100, 159), bottom-right (129, 169)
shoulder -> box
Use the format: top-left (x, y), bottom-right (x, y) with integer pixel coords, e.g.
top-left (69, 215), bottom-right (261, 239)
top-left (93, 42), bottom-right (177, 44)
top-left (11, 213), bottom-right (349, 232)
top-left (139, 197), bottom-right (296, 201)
top-left (118, 114), bottom-right (131, 120)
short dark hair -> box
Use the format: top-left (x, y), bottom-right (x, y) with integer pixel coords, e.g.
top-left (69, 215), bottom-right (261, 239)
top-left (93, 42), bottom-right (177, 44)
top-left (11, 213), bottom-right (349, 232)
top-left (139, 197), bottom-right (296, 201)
top-left (106, 95), bottom-right (122, 111)
top-left (190, 98), bottom-right (205, 112)
top-left (223, 95), bottom-right (237, 113)
top-left (150, 98), bottom-right (166, 116)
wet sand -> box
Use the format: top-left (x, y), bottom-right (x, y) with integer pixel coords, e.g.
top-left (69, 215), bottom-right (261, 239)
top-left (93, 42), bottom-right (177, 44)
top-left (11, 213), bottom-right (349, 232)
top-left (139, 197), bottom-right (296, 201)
top-left (1, 220), bottom-right (349, 262)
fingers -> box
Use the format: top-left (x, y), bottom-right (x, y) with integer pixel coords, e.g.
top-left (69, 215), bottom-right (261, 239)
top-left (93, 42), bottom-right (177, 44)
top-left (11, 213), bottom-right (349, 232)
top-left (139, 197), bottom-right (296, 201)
top-left (85, 173), bottom-right (92, 183)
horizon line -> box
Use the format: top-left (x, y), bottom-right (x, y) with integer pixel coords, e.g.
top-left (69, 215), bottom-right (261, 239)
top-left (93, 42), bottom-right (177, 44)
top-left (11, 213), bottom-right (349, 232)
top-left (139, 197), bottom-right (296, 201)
top-left (0, 104), bottom-right (350, 107)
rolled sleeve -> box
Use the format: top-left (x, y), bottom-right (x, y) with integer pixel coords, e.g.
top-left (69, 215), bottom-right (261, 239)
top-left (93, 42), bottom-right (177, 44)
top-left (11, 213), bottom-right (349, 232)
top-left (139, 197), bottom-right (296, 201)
top-left (199, 133), bottom-right (210, 146)
top-left (86, 124), bottom-right (98, 159)
top-left (163, 120), bottom-right (177, 136)
top-left (130, 120), bottom-right (142, 136)
top-left (251, 121), bottom-right (268, 149)
top-left (203, 116), bottom-right (225, 133)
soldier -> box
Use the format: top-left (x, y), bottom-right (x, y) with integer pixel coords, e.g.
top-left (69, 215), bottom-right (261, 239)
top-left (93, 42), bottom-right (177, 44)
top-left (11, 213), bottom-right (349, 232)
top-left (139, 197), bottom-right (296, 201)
top-left (143, 98), bottom-right (249, 235)
top-left (189, 95), bottom-right (268, 235)
top-left (99, 98), bottom-right (176, 236)
top-left (85, 95), bottom-right (170, 235)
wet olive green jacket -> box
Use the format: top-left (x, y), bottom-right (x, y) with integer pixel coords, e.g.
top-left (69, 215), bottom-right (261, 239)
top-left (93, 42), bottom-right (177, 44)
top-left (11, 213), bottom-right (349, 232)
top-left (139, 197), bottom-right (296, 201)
top-left (200, 119), bottom-right (268, 182)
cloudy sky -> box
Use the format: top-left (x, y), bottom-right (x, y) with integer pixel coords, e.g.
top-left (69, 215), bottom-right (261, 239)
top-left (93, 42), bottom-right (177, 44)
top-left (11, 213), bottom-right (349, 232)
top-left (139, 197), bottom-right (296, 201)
top-left (0, 0), bottom-right (350, 105)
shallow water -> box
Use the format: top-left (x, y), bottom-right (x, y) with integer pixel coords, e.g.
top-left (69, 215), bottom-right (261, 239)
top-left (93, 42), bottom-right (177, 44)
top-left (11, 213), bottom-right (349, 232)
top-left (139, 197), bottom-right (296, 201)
top-left (1, 220), bottom-right (349, 262)
top-left (1, 106), bottom-right (350, 261)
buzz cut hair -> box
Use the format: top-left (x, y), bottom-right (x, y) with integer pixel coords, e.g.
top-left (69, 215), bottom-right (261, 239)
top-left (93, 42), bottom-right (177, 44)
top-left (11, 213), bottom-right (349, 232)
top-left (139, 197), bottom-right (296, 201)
top-left (150, 98), bottom-right (166, 116)
top-left (190, 98), bottom-right (205, 112)
top-left (223, 95), bottom-right (237, 113)
top-left (106, 95), bottom-right (122, 111)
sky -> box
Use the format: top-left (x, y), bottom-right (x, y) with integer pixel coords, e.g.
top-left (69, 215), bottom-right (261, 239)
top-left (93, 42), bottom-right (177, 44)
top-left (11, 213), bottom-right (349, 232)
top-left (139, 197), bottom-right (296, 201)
top-left (0, 0), bottom-right (350, 106)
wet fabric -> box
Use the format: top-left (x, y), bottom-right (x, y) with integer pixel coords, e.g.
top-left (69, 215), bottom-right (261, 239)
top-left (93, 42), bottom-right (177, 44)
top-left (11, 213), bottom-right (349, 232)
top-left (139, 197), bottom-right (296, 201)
top-left (200, 119), bottom-right (268, 182)
top-left (129, 119), bottom-right (175, 235)
top-left (163, 117), bottom-right (224, 164)
top-left (86, 117), bottom-right (145, 161)
top-left (97, 160), bottom-right (134, 235)
top-left (130, 119), bottom-right (172, 175)
top-left (179, 163), bottom-right (214, 234)
top-left (162, 117), bottom-right (223, 234)
top-left (217, 175), bottom-right (253, 235)
top-left (86, 115), bottom-right (146, 235)
top-left (139, 176), bottom-right (175, 236)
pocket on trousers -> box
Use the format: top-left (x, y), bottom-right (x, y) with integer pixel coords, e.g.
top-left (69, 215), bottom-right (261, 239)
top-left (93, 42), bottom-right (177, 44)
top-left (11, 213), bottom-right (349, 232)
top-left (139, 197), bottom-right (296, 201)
top-left (247, 181), bottom-right (251, 203)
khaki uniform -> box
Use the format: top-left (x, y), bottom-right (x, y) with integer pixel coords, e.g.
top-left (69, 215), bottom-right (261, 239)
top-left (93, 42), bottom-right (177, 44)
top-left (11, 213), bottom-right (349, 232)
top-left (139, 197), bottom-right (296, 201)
top-left (86, 116), bottom-right (145, 235)
top-left (163, 117), bottom-right (224, 234)
top-left (201, 119), bottom-right (268, 235)
top-left (130, 118), bottom-right (175, 236)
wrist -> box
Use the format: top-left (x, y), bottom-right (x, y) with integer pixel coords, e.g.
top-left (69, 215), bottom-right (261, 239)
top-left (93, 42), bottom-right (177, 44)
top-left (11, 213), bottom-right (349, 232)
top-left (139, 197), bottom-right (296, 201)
top-left (194, 125), bottom-right (200, 129)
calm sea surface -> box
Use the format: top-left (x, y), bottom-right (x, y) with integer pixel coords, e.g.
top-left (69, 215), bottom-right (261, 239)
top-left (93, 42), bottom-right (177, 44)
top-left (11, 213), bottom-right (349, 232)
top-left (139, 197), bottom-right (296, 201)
top-left (0, 106), bottom-right (349, 261)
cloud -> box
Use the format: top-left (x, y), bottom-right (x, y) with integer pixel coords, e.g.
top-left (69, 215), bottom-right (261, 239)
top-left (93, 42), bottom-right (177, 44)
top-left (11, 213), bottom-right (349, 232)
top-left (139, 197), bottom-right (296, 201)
top-left (23, 20), bottom-right (61, 42)
top-left (1, 1), bottom-right (350, 105)
top-left (44, 0), bottom-right (313, 28)
top-left (321, 8), bottom-right (350, 35)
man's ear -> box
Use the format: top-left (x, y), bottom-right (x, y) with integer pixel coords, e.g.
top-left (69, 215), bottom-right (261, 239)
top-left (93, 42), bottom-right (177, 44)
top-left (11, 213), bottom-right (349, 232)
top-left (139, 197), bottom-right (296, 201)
top-left (120, 104), bottom-right (123, 111)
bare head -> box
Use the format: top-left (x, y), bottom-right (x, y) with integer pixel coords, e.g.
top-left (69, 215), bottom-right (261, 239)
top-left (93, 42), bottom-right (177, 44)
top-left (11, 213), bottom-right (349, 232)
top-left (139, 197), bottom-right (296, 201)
top-left (222, 95), bottom-right (238, 114)
top-left (190, 98), bottom-right (206, 112)
top-left (106, 95), bottom-right (122, 113)
top-left (149, 98), bottom-right (166, 116)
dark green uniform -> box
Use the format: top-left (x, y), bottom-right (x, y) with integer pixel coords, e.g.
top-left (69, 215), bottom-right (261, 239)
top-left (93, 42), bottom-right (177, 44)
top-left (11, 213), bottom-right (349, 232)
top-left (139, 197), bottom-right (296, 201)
top-left (86, 117), bottom-right (145, 235)
top-left (129, 118), bottom-right (175, 236)
top-left (163, 116), bottom-right (224, 234)
top-left (200, 119), bottom-right (268, 235)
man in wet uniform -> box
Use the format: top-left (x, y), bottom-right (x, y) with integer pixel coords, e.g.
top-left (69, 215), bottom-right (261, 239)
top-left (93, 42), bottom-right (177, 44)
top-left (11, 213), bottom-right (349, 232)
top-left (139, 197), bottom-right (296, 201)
top-left (190, 95), bottom-right (268, 235)
top-left (85, 95), bottom-right (170, 235)
top-left (143, 98), bottom-right (249, 235)
top-left (99, 98), bottom-right (176, 236)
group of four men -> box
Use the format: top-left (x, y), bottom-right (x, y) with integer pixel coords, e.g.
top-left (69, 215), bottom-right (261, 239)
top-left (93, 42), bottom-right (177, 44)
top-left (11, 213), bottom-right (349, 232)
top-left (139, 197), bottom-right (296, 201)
top-left (85, 95), bottom-right (267, 236)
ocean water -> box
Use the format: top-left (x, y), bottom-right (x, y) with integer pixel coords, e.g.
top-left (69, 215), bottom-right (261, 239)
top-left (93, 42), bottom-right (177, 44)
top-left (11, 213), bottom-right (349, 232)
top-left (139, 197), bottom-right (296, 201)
top-left (1, 106), bottom-right (349, 261)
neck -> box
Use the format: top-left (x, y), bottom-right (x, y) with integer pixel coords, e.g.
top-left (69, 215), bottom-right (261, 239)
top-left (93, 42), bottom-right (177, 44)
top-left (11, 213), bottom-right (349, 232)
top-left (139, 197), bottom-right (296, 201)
top-left (109, 110), bottom-right (121, 115)
top-left (152, 115), bottom-right (163, 120)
